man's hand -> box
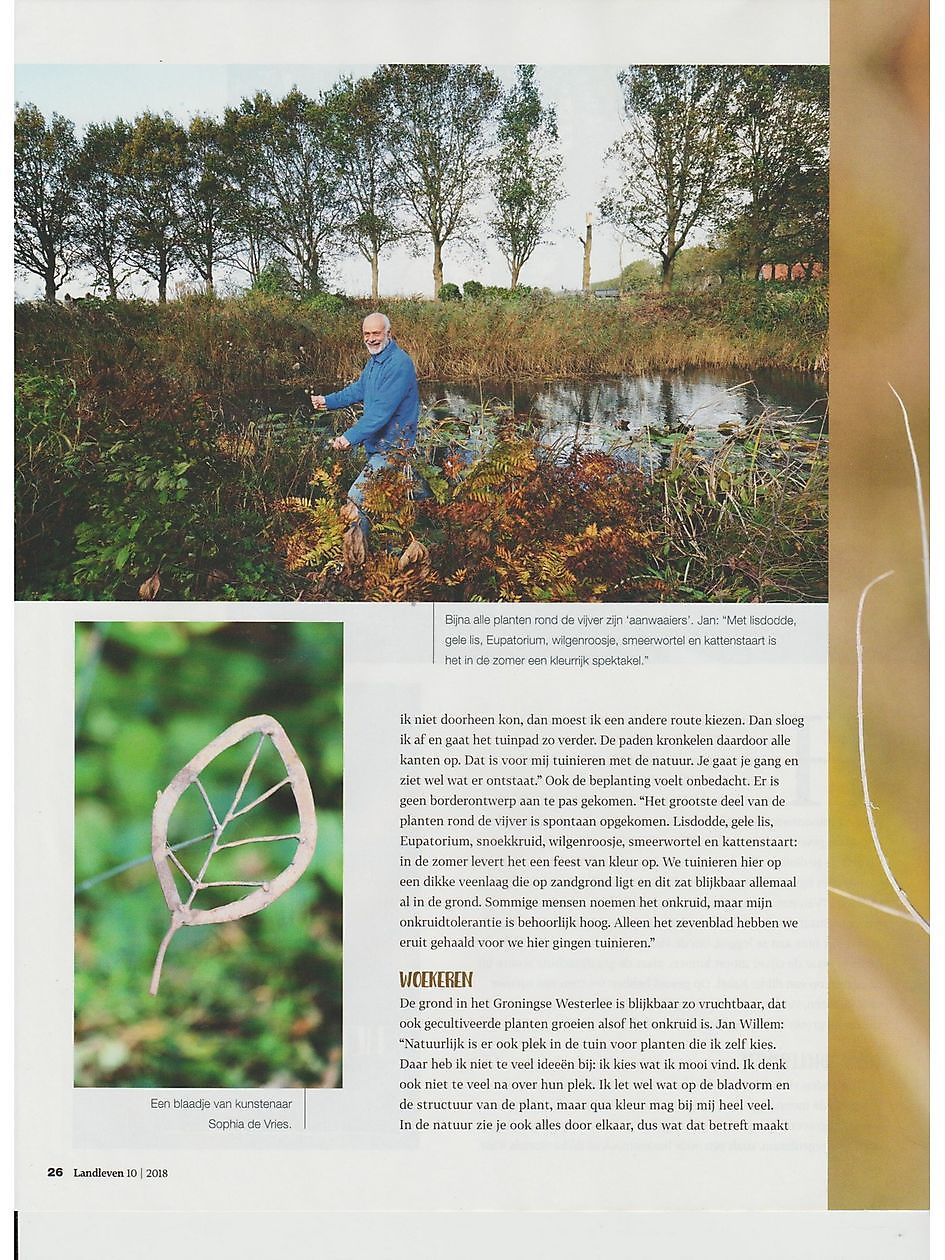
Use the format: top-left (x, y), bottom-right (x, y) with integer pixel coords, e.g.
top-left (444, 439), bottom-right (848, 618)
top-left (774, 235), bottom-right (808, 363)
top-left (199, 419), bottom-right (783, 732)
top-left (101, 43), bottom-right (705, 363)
top-left (310, 393), bottom-right (327, 410)
top-left (330, 435), bottom-right (351, 451)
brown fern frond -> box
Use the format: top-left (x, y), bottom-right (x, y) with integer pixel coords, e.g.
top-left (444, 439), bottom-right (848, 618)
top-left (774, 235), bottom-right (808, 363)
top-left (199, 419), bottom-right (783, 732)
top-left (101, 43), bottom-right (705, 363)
top-left (398, 534), bottom-right (430, 574)
top-left (342, 521), bottom-right (367, 568)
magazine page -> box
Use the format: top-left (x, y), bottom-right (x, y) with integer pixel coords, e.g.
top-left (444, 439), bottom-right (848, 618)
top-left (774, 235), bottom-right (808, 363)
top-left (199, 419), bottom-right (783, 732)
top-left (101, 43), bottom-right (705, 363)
top-left (13, 0), bottom-right (929, 1256)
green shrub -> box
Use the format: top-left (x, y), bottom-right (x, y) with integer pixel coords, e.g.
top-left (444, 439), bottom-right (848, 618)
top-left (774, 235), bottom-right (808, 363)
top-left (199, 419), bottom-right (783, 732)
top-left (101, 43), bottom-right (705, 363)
top-left (300, 291), bottom-right (354, 317)
top-left (15, 370), bottom-right (92, 593)
top-left (250, 258), bottom-right (296, 297)
top-left (482, 283), bottom-right (533, 300)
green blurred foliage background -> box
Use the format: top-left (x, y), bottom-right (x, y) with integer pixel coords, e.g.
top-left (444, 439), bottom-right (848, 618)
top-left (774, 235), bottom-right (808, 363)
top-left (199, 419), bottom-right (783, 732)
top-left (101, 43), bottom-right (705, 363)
top-left (74, 620), bottom-right (343, 1088)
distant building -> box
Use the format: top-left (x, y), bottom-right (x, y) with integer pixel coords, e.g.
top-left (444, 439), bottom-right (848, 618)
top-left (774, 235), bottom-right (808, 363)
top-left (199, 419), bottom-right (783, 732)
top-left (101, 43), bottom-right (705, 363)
top-left (759, 261), bottom-right (825, 281)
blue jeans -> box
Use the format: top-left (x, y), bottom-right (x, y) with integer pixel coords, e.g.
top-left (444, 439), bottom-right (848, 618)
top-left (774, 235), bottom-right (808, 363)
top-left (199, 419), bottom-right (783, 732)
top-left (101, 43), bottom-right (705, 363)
top-left (347, 450), bottom-right (430, 537)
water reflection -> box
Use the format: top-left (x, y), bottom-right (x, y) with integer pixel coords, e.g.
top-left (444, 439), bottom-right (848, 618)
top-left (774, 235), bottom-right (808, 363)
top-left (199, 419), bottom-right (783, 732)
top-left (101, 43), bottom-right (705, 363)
top-left (236, 368), bottom-right (827, 471)
top-left (422, 367), bottom-right (827, 452)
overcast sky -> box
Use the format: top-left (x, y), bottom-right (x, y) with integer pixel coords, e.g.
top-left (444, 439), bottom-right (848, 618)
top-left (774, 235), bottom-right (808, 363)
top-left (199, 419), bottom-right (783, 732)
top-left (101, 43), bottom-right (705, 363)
top-left (15, 63), bottom-right (645, 301)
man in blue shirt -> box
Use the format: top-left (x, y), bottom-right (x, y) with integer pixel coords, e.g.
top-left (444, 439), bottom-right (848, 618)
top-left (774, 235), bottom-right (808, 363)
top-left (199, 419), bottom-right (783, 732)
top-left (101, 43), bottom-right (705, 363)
top-left (311, 312), bottom-right (423, 537)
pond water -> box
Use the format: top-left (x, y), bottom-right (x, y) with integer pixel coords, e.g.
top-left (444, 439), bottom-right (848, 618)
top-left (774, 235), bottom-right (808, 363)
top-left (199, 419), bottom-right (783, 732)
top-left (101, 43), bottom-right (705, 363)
top-left (238, 366), bottom-right (827, 468)
top-left (421, 366), bottom-right (827, 449)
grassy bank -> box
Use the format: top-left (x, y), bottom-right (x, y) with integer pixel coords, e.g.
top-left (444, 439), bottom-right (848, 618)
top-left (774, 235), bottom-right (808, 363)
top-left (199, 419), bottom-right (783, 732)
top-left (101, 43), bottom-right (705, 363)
top-left (15, 281), bottom-right (828, 393)
top-left (391, 286), bottom-right (828, 378)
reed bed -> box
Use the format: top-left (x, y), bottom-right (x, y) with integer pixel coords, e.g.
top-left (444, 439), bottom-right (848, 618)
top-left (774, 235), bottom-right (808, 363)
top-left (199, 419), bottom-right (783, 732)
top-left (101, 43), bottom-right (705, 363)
top-left (15, 282), bottom-right (828, 397)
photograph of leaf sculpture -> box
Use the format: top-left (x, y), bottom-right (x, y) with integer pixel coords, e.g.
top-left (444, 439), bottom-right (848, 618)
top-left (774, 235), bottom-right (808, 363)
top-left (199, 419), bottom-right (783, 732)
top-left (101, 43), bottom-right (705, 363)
top-left (74, 620), bottom-right (343, 1088)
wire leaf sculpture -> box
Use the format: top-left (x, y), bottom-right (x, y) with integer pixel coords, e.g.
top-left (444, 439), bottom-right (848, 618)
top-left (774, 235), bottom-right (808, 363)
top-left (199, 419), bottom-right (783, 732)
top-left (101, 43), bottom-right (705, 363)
top-left (149, 715), bottom-right (317, 995)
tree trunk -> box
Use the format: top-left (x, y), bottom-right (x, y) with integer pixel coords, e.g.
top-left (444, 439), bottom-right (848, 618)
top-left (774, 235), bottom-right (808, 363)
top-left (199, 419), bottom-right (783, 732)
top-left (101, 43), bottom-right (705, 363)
top-left (248, 237), bottom-right (262, 283)
top-left (509, 261), bottom-right (520, 290)
top-left (158, 258), bottom-right (168, 303)
top-left (44, 271), bottom-right (57, 303)
top-left (371, 251), bottom-right (379, 303)
top-left (582, 214), bottom-right (592, 294)
top-left (661, 222), bottom-right (676, 293)
top-left (432, 240), bottom-right (444, 298)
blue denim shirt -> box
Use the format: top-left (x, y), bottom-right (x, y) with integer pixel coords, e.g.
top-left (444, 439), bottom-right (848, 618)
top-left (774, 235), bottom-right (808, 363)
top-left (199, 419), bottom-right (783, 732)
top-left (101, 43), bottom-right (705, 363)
top-left (324, 339), bottom-right (420, 455)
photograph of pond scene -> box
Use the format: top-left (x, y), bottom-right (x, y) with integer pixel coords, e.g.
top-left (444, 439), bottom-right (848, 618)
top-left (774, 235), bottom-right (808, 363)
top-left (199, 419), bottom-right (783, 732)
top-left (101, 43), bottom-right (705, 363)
top-left (14, 63), bottom-right (828, 603)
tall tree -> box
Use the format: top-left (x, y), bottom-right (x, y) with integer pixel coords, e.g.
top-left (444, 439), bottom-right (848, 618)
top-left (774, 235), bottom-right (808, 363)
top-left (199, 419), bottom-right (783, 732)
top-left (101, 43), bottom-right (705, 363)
top-left (488, 66), bottom-right (563, 288)
top-left (73, 118), bottom-right (134, 298)
top-left (376, 64), bottom-right (501, 297)
top-left (221, 102), bottom-right (275, 285)
top-left (14, 104), bottom-right (80, 302)
top-left (122, 112), bottom-right (188, 302)
top-left (323, 76), bottom-right (413, 302)
top-left (721, 66), bottom-right (830, 278)
top-left (771, 162), bottom-right (829, 277)
top-left (179, 114), bottom-right (243, 293)
top-left (600, 66), bottom-right (735, 291)
top-left (244, 89), bottom-right (348, 295)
